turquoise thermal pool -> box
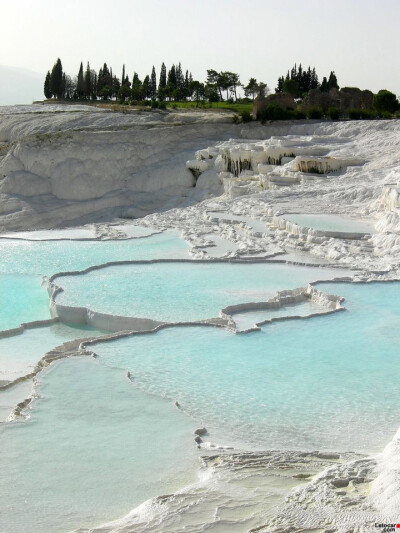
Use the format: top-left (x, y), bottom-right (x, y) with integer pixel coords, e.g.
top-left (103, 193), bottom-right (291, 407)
top-left (0, 226), bottom-right (399, 533)
top-left (0, 323), bottom-right (105, 382)
top-left (0, 230), bottom-right (188, 277)
top-left (0, 274), bottom-right (50, 330)
top-left (0, 357), bottom-right (196, 533)
top-left (55, 262), bottom-right (350, 322)
top-left (92, 282), bottom-right (400, 454)
top-left (0, 230), bottom-right (188, 331)
top-left (282, 214), bottom-right (376, 233)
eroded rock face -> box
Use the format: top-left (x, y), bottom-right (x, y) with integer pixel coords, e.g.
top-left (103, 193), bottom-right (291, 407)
top-left (0, 107), bottom-right (237, 230)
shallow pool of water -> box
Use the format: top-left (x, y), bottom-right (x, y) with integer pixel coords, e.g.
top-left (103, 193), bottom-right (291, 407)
top-left (0, 230), bottom-right (188, 330)
top-left (0, 357), bottom-right (197, 533)
top-left (0, 274), bottom-right (49, 330)
top-left (93, 282), bottom-right (400, 454)
top-left (0, 323), bottom-right (105, 382)
top-left (0, 230), bottom-right (188, 276)
top-left (56, 262), bottom-right (349, 322)
top-left (283, 214), bottom-right (375, 233)
top-left (231, 299), bottom-right (326, 331)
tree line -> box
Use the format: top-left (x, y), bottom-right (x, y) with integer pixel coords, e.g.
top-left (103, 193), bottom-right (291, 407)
top-left (44, 58), bottom-right (266, 103)
top-left (275, 63), bottom-right (339, 98)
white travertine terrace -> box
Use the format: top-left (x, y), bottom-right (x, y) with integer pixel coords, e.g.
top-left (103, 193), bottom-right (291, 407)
top-left (220, 284), bottom-right (344, 333)
top-left (293, 154), bottom-right (363, 173)
top-left (272, 214), bottom-right (374, 240)
top-left (1, 108), bottom-right (400, 532)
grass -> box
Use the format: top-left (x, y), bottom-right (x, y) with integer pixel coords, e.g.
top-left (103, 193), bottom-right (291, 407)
top-left (42, 98), bottom-right (253, 114)
top-left (166, 101), bottom-right (253, 114)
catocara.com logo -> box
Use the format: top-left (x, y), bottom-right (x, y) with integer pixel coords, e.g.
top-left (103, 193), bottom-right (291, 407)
top-left (375, 524), bottom-right (400, 532)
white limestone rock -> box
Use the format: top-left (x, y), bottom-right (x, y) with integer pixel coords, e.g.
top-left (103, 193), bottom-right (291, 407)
top-left (195, 169), bottom-right (222, 194)
top-left (0, 153), bottom-right (24, 176)
top-left (0, 170), bottom-right (51, 197)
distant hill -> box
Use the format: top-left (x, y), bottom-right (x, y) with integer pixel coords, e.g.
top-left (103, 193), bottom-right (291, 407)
top-left (0, 65), bottom-right (44, 106)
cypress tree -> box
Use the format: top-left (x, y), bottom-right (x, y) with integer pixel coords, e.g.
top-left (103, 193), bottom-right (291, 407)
top-left (176, 63), bottom-right (184, 92)
top-left (142, 75), bottom-right (151, 99)
top-left (167, 65), bottom-right (177, 88)
top-left (310, 67), bottom-right (319, 89)
top-left (158, 62), bottom-right (167, 100)
top-left (50, 58), bottom-right (64, 99)
top-left (84, 62), bottom-right (92, 99)
top-left (97, 67), bottom-right (103, 96)
top-left (166, 65), bottom-right (177, 99)
top-left (91, 72), bottom-right (97, 100)
top-left (159, 62), bottom-right (166, 89)
top-left (298, 64), bottom-right (303, 83)
top-left (77, 62), bottom-right (84, 99)
top-left (131, 72), bottom-right (143, 100)
top-left (150, 66), bottom-right (157, 98)
top-left (320, 76), bottom-right (329, 92)
top-left (112, 75), bottom-right (120, 98)
top-left (275, 76), bottom-right (284, 93)
top-left (44, 71), bottom-right (52, 99)
top-left (327, 71), bottom-right (339, 90)
top-left (97, 63), bottom-right (112, 99)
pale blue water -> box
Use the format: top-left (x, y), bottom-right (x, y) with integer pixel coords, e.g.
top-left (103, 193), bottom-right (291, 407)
top-left (0, 357), bottom-right (197, 533)
top-left (0, 323), bottom-right (105, 382)
top-left (0, 230), bottom-right (188, 276)
top-left (93, 282), bottom-right (400, 454)
top-left (0, 228), bottom-right (398, 533)
top-left (56, 263), bottom-right (349, 322)
top-left (283, 214), bottom-right (375, 233)
top-left (0, 380), bottom-right (33, 422)
top-left (0, 274), bottom-right (50, 330)
top-left (232, 300), bottom-right (326, 331)
top-left (0, 231), bottom-right (188, 330)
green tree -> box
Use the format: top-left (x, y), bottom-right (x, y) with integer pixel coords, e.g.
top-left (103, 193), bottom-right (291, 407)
top-left (165, 65), bottom-right (177, 100)
top-left (320, 76), bottom-right (329, 92)
top-left (205, 84), bottom-right (220, 102)
top-left (44, 71), bottom-right (52, 99)
top-left (327, 71), bottom-right (339, 90)
top-left (275, 76), bottom-right (284, 93)
top-left (112, 75), bottom-right (121, 98)
top-left (142, 75), bottom-right (151, 99)
top-left (176, 62), bottom-right (184, 96)
top-left (121, 64), bottom-right (127, 86)
top-left (225, 71), bottom-right (241, 100)
top-left (244, 78), bottom-right (258, 100)
top-left (97, 63), bottom-right (112, 99)
top-left (256, 82), bottom-right (268, 99)
top-left (373, 90), bottom-right (399, 113)
top-left (84, 62), bottom-right (92, 100)
top-left (206, 69), bottom-right (222, 100)
top-left (310, 67), bottom-right (319, 89)
top-left (282, 78), bottom-right (299, 97)
top-left (150, 66), bottom-right (157, 99)
top-left (158, 62), bottom-right (167, 100)
top-left (50, 58), bottom-right (64, 99)
top-left (189, 80), bottom-right (205, 106)
top-left (167, 65), bottom-right (177, 88)
top-left (76, 62), bottom-right (84, 99)
top-left (131, 72), bottom-right (143, 101)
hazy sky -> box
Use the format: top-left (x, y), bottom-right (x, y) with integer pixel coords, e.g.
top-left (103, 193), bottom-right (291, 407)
top-left (1, 0), bottom-right (399, 95)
